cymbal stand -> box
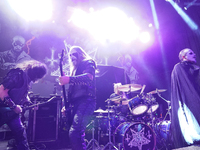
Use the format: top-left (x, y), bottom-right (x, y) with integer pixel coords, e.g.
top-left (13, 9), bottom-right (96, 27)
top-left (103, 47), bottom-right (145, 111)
top-left (86, 120), bottom-right (100, 150)
top-left (156, 90), bottom-right (171, 121)
top-left (147, 93), bottom-right (155, 127)
top-left (103, 99), bottom-right (118, 150)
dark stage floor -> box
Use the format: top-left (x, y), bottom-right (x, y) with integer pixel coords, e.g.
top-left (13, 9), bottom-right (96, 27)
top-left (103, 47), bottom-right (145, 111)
top-left (1, 128), bottom-right (200, 150)
top-left (0, 139), bottom-right (72, 150)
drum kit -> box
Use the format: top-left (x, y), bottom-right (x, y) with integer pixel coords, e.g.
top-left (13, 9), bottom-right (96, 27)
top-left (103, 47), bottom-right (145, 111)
top-left (86, 83), bottom-right (172, 150)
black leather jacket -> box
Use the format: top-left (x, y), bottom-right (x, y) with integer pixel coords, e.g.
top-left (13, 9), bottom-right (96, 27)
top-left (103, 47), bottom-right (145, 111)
top-left (68, 59), bottom-right (96, 102)
top-left (0, 68), bottom-right (30, 108)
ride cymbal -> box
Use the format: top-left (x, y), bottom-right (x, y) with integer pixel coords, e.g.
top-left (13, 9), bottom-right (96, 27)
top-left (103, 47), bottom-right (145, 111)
top-left (147, 89), bottom-right (167, 94)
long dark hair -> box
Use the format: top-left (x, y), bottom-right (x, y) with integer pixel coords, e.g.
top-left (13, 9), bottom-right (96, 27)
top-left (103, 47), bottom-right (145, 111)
top-left (16, 60), bottom-right (47, 82)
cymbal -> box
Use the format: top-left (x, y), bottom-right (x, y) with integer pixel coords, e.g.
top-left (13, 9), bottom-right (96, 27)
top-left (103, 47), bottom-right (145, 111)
top-left (147, 89), bottom-right (167, 94)
top-left (117, 84), bottom-right (142, 92)
top-left (109, 96), bottom-right (130, 105)
top-left (94, 108), bottom-right (114, 113)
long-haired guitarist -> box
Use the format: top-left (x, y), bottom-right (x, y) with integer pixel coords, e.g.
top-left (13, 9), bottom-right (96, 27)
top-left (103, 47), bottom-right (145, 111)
top-left (59, 46), bottom-right (96, 150)
top-left (0, 60), bottom-right (47, 150)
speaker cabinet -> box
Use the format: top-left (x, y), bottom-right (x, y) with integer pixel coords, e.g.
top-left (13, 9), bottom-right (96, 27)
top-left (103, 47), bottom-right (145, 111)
top-left (28, 96), bottom-right (62, 143)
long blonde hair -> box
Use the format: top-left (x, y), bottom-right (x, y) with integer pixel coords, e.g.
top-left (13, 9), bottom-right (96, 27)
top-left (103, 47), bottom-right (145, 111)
top-left (68, 46), bottom-right (92, 75)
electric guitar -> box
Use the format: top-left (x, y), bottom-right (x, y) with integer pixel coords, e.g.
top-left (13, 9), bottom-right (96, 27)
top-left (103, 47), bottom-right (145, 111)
top-left (60, 49), bottom-right (72, 129)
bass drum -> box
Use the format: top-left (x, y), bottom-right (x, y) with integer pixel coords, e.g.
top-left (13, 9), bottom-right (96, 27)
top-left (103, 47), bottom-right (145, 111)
top-left (114, 122), bottom-right (156, 150)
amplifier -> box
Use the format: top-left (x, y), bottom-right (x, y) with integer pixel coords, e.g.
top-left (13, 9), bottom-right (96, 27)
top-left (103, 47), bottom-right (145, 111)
top-left (27, 96), bottom-right (62, 143)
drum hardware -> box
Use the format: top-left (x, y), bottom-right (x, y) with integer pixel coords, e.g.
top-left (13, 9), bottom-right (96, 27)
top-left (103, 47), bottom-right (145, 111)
top-left (86, 120), bottom-right (100, 150)
top-left (146, 93), bottom-right (157, 127)
top-left (154, 89), bottom-right (173, 150)
top-left (103, 99), bottom-right (118, 150)
top-left (156, 89), bottom-right (171, 121)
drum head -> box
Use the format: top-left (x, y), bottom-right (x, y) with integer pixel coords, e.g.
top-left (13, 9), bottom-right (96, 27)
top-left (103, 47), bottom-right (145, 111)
top-left (147, 103), bottom-right (159, 114)
top-left (131, 105), bottom-right (148, 115)
top-left (114, 122), bottom-right (156, 150)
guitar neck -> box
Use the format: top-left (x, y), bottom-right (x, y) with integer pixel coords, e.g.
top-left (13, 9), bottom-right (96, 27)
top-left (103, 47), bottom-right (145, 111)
top-left (23, 96), bottom-right (56, 111)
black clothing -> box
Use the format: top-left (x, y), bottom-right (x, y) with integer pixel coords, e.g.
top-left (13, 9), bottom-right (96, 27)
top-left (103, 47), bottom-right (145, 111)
top-left (68, 59), bottom-right (96, 101)
top-left (171, 61), bottom-right (200, 148)
top-left (67, 59), bottom-right (96, 150)
top-left (0, 68), bottom-right (31, 150)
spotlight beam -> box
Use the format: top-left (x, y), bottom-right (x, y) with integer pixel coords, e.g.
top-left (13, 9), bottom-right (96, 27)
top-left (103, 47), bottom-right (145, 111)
top-left (168, 0), bottom-right (198, 30)
top-left (184, 0), bottom-right (197, 10)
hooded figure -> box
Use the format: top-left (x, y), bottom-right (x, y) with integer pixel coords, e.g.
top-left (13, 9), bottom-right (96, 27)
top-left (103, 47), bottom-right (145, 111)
top-left (171, 48), bottom-right (200, 148)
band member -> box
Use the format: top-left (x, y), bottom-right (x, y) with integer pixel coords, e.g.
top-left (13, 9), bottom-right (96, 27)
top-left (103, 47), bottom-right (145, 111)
top-left (59, 46), bottom-right (96, 150)
top-left (171, 48), bottom-right (200, 148)
top-left (118, 54), bottom-right (139, 84)
top-left (0, 60), bottom-right (47, 150)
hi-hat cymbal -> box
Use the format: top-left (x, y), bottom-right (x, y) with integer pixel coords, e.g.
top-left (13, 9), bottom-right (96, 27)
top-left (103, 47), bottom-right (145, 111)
top-left (117, 84), bottom-right (142, 92)
top-left (147, 89), bottom-right (167, 94)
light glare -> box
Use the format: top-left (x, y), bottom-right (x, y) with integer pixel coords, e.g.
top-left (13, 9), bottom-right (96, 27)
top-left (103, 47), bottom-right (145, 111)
top-left (139, 32), bottom-right (151, 43)
top-left (8, 0), bottom-right (52, 21)
top-left (70, 7), bottom-right (143, 44)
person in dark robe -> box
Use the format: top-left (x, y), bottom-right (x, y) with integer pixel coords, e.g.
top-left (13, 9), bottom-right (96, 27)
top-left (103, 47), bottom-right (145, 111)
top-left (171, 48), bottom-right (200, 148)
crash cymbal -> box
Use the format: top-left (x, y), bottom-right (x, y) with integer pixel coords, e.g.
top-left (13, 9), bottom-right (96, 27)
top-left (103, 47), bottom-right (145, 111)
top-left (109, 95), bottom-right (123, 101)
top-left (147, 89), bottom-right (167, 94)
top-left (117, 84), bottom-right (142, 92)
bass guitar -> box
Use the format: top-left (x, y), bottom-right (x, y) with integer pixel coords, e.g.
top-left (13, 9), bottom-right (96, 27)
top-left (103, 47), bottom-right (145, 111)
top-left (60, 49), bottom-right (72, 129)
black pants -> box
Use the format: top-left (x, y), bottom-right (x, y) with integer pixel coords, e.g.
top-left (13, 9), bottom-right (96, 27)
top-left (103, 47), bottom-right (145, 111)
top-left (0, 107), bottom-right (30, 150)
top-left (69, 98), bottom-right (96, 150)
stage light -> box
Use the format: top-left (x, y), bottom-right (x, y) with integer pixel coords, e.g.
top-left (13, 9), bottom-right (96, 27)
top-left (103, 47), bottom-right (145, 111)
top-left (7, 0), bottom-right (53, 21)
top-left (139, 32), bottom-right (151, 43)
top-left (70, 7), bottom-right (143, 44)
top-left (167, 0), bottom-right (198, 30)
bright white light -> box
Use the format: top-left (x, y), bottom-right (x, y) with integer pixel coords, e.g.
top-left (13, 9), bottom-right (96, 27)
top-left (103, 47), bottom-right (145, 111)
top-left (70, 7), bottom-right (141, 44)
top-left (8, 0), bottom-right (52, 21)
top-left (149, 23), bottom-right (153, 27)
top-left (70, 9), bottom-right (89, 28)
top-left (139, 32), bottom-right (151, 43)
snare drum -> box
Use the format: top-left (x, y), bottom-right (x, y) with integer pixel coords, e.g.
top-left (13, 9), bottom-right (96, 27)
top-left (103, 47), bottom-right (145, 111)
top-left (128, 96), bottom-right (148, 116)
top-left (114, 122), bottom-right (156, 150)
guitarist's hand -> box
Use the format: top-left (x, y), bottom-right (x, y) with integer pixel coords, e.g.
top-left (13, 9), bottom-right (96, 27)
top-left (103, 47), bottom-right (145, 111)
top-left (0, 84), bottom-right (9, 101)
top-left (59, 76), bottom-right (70, 85)
top-left (13, 105), bottom-right (23, 114)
